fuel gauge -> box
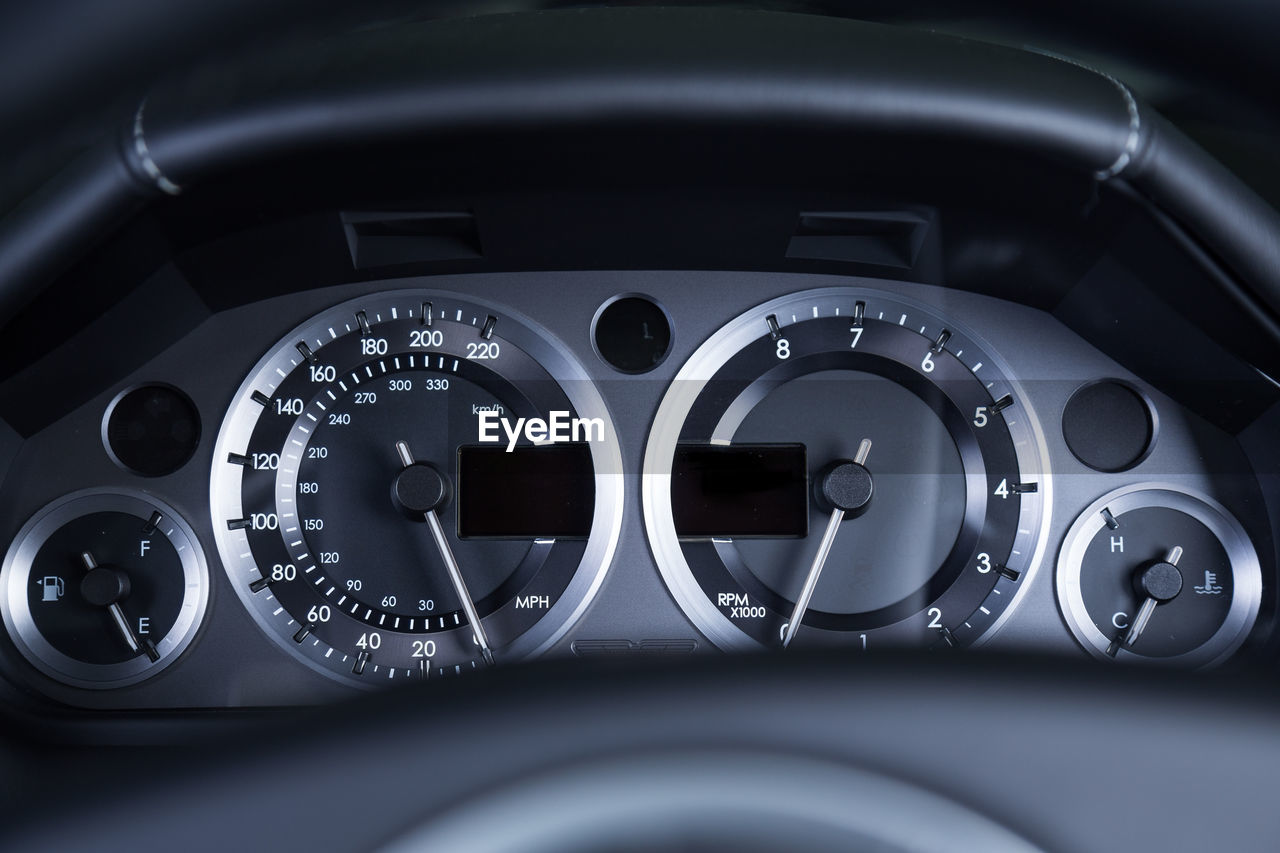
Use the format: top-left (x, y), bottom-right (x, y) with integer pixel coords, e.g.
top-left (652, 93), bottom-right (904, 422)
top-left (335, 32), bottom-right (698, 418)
top-left (1057, 486), bottom-right (1261, 668)
top-left (1, 491), bottom-right (209, 688)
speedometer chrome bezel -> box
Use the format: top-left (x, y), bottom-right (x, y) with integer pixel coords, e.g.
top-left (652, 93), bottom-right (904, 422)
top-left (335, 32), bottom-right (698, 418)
top-left (642, 286), bottom-right (1053, 651)
top-left (210, 289), bottom-right (624, 685)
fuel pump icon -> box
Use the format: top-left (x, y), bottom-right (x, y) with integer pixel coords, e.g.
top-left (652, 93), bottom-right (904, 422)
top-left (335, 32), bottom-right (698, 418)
top-left (39, 576), bottom-right (65, 602)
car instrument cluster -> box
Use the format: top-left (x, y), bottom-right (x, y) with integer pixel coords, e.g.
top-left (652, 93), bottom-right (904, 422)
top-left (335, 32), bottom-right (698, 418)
top-left (0, 271), bottom-right (1273, 708)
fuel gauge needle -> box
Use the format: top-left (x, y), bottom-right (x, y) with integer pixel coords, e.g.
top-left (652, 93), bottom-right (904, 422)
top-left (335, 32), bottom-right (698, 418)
top-left (79, 551), bottom-right (159, 662)
top-left (396, 440), bottom-right (494, 666)
top-left (782, 438), bottom-right (872, 649)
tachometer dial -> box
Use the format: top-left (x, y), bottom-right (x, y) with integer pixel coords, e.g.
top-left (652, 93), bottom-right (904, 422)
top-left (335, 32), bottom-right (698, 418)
top-left (643, 287), bottom-right (1050, 651)
top-left (211, 292), bottom-right (622, 685)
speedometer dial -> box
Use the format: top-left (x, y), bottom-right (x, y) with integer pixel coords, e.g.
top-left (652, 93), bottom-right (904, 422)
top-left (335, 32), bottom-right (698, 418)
top-left (643, 287), bottom-right (1051, 651)
top-left (211, 291), bottom-right (622, 685)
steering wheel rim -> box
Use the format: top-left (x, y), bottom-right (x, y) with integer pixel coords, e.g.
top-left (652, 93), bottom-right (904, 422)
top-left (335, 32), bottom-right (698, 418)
top-left (5, 652), bottom-right (1280, 851)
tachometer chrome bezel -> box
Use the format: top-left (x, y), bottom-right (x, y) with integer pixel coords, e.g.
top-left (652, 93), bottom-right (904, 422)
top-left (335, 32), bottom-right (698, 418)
top-left (642, 286), bottom-right (1053, 651)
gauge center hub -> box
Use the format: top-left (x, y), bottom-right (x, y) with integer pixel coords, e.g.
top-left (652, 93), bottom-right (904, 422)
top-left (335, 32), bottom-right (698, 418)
top-left (1137, 561), bottom-right (1183, 602)
top-left (79, 566), bottom-right (131, 607)
top-left (394, 463), bottom-right (449, 517)
top-left (818, 460), bottom-right (873, 515)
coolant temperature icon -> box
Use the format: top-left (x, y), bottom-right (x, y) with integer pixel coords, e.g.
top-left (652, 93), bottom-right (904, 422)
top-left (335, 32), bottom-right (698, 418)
top-left (1194, 571), bottom-right (1223, 595)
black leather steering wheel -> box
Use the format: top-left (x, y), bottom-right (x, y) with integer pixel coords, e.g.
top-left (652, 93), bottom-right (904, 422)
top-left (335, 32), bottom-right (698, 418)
top-left (7, 653), bottom-right (1280, 851)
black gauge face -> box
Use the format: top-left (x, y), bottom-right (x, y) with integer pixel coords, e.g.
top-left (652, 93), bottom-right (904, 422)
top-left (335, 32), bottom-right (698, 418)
top-left (27, 512), bottom-right (185, 665)
top-left (284, 366), bottom-right (565, 630)
top-left (644, 288), bottom-right (1050, 651)
top-left (211, 292), bottom-right (622, 685)
top-left (1057, 487), bottom-right (1261, 667)
top-left (1080, 508), bottom-right (1231, 657)
top-left (0, 492), bottom-right (208, 688)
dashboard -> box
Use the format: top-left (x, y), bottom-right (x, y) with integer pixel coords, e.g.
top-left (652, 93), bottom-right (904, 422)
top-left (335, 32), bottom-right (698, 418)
top-left (4, 4), bottom-right (1280, 851)
top-left (0, 266), bottom-right (1275, 709)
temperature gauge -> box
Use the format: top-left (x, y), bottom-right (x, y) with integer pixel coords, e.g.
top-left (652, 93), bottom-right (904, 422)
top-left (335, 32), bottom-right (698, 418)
top-left (1057, 485), bottom-right (1261, 667)
top-left (1, 491), bottom-right (209, 688)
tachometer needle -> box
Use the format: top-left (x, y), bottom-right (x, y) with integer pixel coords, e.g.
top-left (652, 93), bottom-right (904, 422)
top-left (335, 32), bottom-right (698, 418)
top-left (396, 440), bottom-right (495, 666)
top-left (781, 438), bottom-right (872, 649)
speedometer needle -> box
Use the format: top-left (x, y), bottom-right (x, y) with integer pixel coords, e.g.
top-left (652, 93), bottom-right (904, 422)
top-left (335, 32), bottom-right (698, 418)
top-left (396, 440), bottom-right (495, 666)
top-left (781, 438), bottom-right (872, 649)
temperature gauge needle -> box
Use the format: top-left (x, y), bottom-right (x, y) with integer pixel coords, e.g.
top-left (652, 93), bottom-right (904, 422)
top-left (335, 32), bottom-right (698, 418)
top-left (396, 440), bottom-right (494, 666)
top-left (1108, 546), bottom-right (1184, 657)
top-left (782, 438), bottom-right (872, 649)
top-left (79, 551), bottom-right (159, 662)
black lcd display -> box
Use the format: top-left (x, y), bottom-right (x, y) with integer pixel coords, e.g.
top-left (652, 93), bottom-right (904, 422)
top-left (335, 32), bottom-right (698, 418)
top-left (457, 444), bottom-right (595, 538)
top-left (672, 444), bottom-right (808, 538)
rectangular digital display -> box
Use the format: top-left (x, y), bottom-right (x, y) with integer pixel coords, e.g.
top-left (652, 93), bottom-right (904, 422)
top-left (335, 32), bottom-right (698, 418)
top-left (672, 444), bottom-right (808, 538)
top-left (457, 444), bottom-right (595, 539)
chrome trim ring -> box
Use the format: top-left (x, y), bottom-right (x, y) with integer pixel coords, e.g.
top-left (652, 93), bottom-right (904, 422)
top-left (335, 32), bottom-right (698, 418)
top-left (0, 490), bottom-right (209, 689)
top-left (1056, 484), bottom-right (1261, 668)
top-left (643, 286), bottom-right (1052, 650)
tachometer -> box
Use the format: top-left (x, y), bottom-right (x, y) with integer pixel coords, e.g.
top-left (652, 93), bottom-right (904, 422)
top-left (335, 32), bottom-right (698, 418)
top-left (211, 291), bottom-right (622, 684)
top-left (643, 287), bottom-right (1050, 651)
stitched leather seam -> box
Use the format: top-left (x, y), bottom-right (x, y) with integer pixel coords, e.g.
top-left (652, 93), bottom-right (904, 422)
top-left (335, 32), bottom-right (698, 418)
top-left (130, 100), bottom-right (181, 196)
top-left (1032, 49), bottom-right (1141, 181)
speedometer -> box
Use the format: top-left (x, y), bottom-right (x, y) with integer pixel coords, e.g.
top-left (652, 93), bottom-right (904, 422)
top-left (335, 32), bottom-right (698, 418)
top-left (643, 287), bottom-right (1051, 651)
top-left (211, 291), bottom-right (622, 685)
